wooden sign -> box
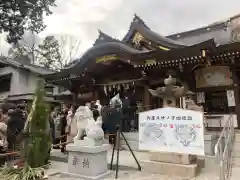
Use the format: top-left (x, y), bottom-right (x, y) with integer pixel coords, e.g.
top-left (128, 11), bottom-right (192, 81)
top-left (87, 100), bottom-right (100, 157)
top-left (195, 66), bottom-right (232, 88)
top-left (96, 55), bottom-right (117, 63)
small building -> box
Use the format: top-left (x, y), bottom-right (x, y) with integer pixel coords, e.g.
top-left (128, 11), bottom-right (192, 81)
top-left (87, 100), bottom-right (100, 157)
top-left (45, 14), bottom-right (240, 130)
top-left (0, 55), bottom-right (60, 104)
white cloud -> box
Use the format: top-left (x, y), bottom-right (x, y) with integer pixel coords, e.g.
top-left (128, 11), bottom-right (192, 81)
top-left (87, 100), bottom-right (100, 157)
top-left (1, 0), bottom-right (240, 58)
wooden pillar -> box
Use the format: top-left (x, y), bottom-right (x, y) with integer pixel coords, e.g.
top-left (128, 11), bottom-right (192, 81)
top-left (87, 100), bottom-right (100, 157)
top-left (94, 90), bottom-right (99, 101)
top-left (143, 85), bottom-right (151, 110)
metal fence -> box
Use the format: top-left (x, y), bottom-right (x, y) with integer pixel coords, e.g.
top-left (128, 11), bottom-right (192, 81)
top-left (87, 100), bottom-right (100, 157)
top-left (214, 114), bottom-right (235, 180)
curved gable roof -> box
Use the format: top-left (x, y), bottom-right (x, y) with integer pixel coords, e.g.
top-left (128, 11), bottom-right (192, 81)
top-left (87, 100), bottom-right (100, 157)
top-left (65, 41), bottom-right (147, 71)
top-left (122, 14), bottom-right (187, 48)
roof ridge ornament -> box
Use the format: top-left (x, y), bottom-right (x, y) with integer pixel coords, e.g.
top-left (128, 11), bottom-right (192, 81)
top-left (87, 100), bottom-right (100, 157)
top-left (97, 30), bottom-right (104, 40)
top-left (133, 14), bottom-right (140, 22)
top-left (94, 30), bottom-right (119, 45)
top-left (133, 14), bottom-right (147, 27)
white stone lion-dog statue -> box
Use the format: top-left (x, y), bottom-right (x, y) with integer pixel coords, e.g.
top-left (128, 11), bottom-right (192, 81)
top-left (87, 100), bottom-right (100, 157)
top-left (72, 105), bottom-right (104, 146)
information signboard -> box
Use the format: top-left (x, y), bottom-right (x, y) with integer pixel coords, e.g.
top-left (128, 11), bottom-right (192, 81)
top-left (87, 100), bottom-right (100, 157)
top-left (138, 107), bottom-right (205, 156)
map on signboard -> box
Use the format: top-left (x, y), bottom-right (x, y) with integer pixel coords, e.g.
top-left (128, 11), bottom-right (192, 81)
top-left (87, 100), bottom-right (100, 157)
top-left (138, 107), bottom-right (205, 156)
top-left (141, 123), bottom-right (167, 146)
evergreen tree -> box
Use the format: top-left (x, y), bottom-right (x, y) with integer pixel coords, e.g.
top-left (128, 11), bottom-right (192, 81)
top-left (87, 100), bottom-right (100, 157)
top-left (38, 36), bottom-right (62, 70)
top-left (23, 79), bottom-right (51, 168)
top-left (0, 80), bottom-right (51, 179)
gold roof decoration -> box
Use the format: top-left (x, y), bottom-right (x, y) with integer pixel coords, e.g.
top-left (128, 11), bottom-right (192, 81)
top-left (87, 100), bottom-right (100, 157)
top-left (132, 32), bottom-right (144, 46)
top-left (159, 45), bottom-right (170, 51)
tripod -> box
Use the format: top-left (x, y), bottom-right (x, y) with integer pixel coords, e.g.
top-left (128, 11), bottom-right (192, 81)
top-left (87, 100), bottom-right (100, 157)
top-left (110, 124), bottom-right (141, 179)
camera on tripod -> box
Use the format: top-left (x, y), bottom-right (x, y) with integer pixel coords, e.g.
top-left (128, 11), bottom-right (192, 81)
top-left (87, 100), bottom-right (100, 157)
top-left (102, 94), bottom-right (141, 179)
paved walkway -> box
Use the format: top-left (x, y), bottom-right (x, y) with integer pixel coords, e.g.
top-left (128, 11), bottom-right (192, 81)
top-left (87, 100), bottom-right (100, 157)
top-left (47, 150), bottom-right (218, 180)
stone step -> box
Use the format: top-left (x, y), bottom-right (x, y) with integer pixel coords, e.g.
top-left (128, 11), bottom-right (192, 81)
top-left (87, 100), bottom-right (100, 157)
top-left (140, 160), bottom-right (198, 178)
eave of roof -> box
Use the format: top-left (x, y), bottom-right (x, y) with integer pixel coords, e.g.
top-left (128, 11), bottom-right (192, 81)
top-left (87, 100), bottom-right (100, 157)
top-left (167, 13), bottom-right (240, 40)
top-left (45, 39), bottom-right (217, 82)
top-left (44, 41), bottom-right (148, 81)
top-left (0, 56), bottom-right (56, 75)
top-left (131, 39), bottom-right (217, 64)
top-left (167, 21), bottom-right (229, 40)
top-left (65, 41), bottom-right (147, 70)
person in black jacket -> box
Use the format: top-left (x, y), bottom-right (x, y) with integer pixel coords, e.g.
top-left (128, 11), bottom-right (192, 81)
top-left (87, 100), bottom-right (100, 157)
top-left (59, 104), bottom-right (68, 153)
top-left (7, 108), bottom-right (25, 152)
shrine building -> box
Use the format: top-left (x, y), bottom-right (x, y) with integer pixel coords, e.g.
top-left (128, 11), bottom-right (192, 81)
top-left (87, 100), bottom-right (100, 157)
top-left (45, 14), bottom-right (240, 131)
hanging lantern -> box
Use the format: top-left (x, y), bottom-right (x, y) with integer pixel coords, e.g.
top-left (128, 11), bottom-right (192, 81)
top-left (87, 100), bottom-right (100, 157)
top-left (108, 85), bottom-right (112, 92)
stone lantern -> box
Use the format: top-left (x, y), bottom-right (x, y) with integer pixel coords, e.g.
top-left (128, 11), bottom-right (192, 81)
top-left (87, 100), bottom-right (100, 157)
top-left (148, 75), bottom-right (188, 107)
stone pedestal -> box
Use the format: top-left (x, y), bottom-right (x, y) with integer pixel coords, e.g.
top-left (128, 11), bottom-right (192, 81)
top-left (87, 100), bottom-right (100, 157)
top-left (204, 134), bottom-right (218, 155)
top-left (141, 152), bottom-right (199, 178)
top-left (66, 143), bottom-right (111, 179)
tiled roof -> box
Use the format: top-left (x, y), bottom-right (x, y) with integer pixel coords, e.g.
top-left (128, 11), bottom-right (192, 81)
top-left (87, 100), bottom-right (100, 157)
top-left (0, 56), bottom-right (56, 75)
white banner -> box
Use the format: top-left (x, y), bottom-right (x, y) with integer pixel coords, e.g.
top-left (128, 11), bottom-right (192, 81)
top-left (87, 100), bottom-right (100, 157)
top-left (138, 107), bottom-right (205, 156)
top-left (226, 90), bottom-right (235, 107)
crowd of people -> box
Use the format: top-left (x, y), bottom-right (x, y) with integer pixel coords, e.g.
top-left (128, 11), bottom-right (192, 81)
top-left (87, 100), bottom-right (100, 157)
top-left (0, 103), bottom-right (28, 165)
top-left (0, 96), bottom-right (132, 163)
top-left (49, 101), bottom-right (102, 153)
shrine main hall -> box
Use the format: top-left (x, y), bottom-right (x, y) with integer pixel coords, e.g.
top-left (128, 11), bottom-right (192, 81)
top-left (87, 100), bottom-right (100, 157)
top-left (46, 14), bottom-right (240, 131)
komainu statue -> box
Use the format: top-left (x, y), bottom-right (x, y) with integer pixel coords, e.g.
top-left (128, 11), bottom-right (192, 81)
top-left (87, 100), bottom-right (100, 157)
top-left (73, 105), bottom-right (104, 146)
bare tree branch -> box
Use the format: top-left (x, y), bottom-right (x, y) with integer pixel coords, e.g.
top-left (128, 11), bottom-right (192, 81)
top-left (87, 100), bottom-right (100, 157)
top-left (57, 35), bottom-right (81, 67)
top-left (8, 31), bottom-right (41, 64)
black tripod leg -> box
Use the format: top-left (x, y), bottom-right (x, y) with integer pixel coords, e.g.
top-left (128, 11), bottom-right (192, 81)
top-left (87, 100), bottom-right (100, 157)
top-left (110, 135), bottom-right (116, 170)
top-left (120, 131), bottom-right (141, 171)
top-left (115, 129), bottom-right (121, 179)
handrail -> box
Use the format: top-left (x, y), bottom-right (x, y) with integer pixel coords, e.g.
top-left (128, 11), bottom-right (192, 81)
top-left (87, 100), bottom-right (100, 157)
top-left (214, 114), bottom-right (235, 180)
